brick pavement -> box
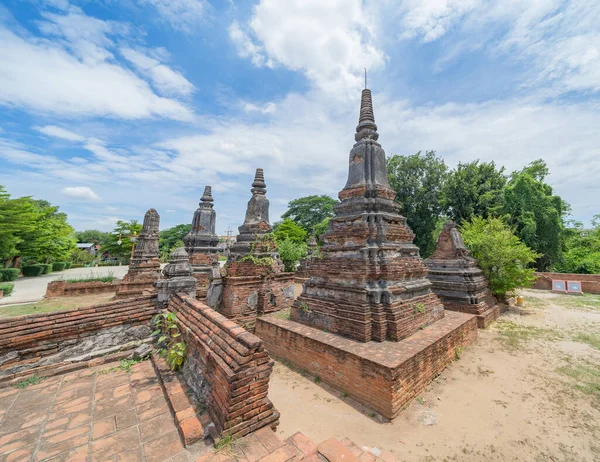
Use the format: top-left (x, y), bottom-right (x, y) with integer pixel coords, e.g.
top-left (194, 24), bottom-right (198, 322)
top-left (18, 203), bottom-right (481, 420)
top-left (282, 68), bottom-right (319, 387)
top-left (0, 360), bottom-right (210, 461)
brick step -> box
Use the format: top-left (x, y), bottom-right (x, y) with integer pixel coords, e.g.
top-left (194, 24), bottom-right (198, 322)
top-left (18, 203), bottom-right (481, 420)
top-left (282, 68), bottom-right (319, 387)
top-left (196, 429), bottom-right (396, 462)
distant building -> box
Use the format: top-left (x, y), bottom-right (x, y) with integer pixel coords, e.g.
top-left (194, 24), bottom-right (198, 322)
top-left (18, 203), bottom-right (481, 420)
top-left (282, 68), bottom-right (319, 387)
top-left (76, 243), bottom-right (98, 256)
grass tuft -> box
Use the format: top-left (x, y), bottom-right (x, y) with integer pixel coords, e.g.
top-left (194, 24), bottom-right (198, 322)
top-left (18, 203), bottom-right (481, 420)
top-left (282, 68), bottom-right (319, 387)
top-left (14, 374), bottom-right (44, 389)
top-left (494, 320), bottom-right (562, 351)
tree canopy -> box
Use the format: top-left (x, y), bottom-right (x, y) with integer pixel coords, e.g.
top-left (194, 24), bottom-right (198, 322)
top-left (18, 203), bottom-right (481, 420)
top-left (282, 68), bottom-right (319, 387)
top-left (101, 219), bottom-right (143, 261)
top-left (281, 195), bottom-right (337, 231)
top-left (443, 160), bottom-right (506, 223)
top-left (75, 229), bottom-right (112, 246)
top-left (502, 160), bottom-right (566, 271)
top-left (273, 218), bottom-right (307, 244)
top-left (159, 224), bottom-right (191, 254)
top-left (386, 151), bottom-right (448, 257)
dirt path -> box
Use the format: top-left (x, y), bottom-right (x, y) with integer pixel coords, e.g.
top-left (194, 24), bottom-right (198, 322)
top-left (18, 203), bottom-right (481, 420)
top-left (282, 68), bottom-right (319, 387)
top-left (268, 289), bottom-right (600, 461)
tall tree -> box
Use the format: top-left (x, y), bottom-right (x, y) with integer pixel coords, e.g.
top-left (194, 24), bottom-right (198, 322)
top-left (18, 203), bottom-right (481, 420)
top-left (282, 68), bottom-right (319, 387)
top-left (102, 220), bottom-right (143, 260)
top-left (281, 195), bottom-right (337, 231)
top-left (273, 218), bottom-right (307, 244)
top-left (76, 229), bottom-right (111, 246)
top-left (386, 151), bottom-right (448, 257)
top-left (159, 224), bottom-right (191, 254)
top-left (16, 200), bottom-right (76, 263)
top-left (503, 159), bottom-right (566, 271)
top-left (0, 186), bottom-right (38, 264)
top-left (554, 219), bottom-right (600, 274)
top-left (443, 160), bottom-right (506, 224)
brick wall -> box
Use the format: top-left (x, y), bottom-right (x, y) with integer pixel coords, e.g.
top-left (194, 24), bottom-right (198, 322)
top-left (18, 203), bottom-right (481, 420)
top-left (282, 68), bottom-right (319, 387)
top-left (222, 261), bottom-right (295, 332)
top-left (532, 272), bottom-right (600, 294)
top-left (167, 294), bottom-right (279, 438)
top-left (45, 280), bottom-right (120, 297)
top-left (0, 295), bottom-right (157, 378)
top-left (256, 312), bottom-right (477, 419)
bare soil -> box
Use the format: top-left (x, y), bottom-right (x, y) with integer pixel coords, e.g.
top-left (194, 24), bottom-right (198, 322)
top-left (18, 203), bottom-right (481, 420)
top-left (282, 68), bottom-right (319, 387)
top-left (268, 289), bottom-right (600, 461)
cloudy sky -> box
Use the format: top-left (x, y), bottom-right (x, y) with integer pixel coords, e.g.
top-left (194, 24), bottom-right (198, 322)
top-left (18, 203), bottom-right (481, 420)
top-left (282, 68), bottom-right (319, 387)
top-left (1, 0), bottom-right (599, 234)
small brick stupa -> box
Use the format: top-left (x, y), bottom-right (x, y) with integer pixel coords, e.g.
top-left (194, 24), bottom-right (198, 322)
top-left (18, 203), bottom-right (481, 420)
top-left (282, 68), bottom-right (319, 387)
top-left (291, 88), bottom-right (445, 343)
top-left (425, 221), bottom-right (501, 328)
top-left (183, 186), bottom-right (219, 298)
top-left (115, 208), bottom-right (161, 299)
top-left (256, 87), bottom-right (478, 420)
top-left (220, 169), bottom-right (295, 331)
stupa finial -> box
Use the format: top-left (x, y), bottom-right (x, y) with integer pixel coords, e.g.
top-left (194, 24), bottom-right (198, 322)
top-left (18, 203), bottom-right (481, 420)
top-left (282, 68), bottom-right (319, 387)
top-left (355, 87), bottom-right (378, 142)
top-left (201, 185), bottom-right (214, 204)
top-left (251, 168), bottom-right (266, 195)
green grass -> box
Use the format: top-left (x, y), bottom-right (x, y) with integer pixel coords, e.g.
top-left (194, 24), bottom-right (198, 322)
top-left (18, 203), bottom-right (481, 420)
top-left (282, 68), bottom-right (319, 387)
top-left (494, 320), bottom-right (563, 351)
top-left (557, 361), bottom-right (600, 399)
top-left (0, 282), bottom-right (15, 297)
top-left (554, 293), bottom-right (600, 312)
top-left (14, 374), bottom-right (44, 389)
top-left (274, 308), bottom-right (291, 320)
top-left (214, 433), bottom-right (236, 451)
top-left (0, 293), bottom-right (115, 318)
top-left (101, 358), bottom-right (143, 374)
top-left (522, 295), bottom-right (549, 309)
top-left (64, 275), bottom-right (116, 284)
top-left (573, 332), bottom-right (600, 350)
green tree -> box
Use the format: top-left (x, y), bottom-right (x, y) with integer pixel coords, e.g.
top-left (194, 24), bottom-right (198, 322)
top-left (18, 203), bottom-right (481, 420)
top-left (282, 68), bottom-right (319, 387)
top-left (102, 220), bottom-right (143, 261)
top-left (16, 200), bottom-right (76, 263)
top-left (553, 218), bottom-right (600, 274)
top-left (386, 151), bottom-right (448, 257)
top-left (281, 195), bottom-right (337, 231)
top-left (460, 217), bottom-right (540, 295)
top-left (75, 229), bottom-right (111, 246)
top-left (502, 160), bottom-right (566, 271)
top-left (443, 160), bottom-right (506, 224)
top-left (159, 224), bottom-right (191, 254)
top-left (70, 248), bottom-right (96, 265)
top-left (0, 186), bottom-right (38, 265)
top-left (273, 218), bottom-right (307, 244)
top-left (277, 238), bottom-right (307, 272)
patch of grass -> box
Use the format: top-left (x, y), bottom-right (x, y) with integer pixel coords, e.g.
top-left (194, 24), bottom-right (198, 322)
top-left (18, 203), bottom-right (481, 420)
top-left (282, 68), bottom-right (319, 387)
top-left (342, 392), bottom-right (349, 398)
top-left (455, 346), bottom-right (463, 360)
top-left (554, 293), bottom-right (600, 312)
top-left (573, 332), bottom-right (600, 350)
top-left (557, 361), bottom-right (600, 399)
top-left (274, 308), bottom-right (291, 320)
top-left (314, 376), bottom-right (321, 384)
top-left (523, 295), bottom-right (549, 309)
top-left (0, 293), bottom-right (115, 318)
top-left (64, 273), bottom-right (116, 284)
top-left (416, 397), bottom-right (425, 405)
top-left (14, 374), bottom-right (44, 389)
top-left (494, 320), bottom-right (563, 351)
top-left (101, 358), bottom-right (144, 374)
top-left (215, 433), bottom-right (236, 451)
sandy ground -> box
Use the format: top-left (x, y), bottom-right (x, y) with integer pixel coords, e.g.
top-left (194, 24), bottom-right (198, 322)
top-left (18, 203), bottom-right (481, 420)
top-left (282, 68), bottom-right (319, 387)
top-left (268, 289), bottom-right (600, 462)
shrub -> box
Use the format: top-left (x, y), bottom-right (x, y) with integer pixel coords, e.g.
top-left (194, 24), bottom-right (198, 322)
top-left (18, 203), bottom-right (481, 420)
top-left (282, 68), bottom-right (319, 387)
top-left (152, 312), bottom-right (186, 371)
top-left (0, 268), bottom-right (20, 282)
top-left (460, 217), bottom-right (540, 295)
top-left (277, 238), bottom-right (307, 272)
top-left (22, 265), bottom-right (45, 277)
top-left (65, 274), bottom-right (116, 284)
top-left (0, 282), bottom-right (15, 297)
top-left (39, 264), bottom-right (53, 274)
top-left (52, 262), bottom-right (67, 271)
top-left (64, 261), bottom-right (72, 269)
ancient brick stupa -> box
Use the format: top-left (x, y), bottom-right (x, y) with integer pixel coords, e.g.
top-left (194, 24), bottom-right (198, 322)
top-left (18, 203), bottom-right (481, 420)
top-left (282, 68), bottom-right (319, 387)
top-left (228, 168), bottom-right (275, 260)
top-left (184, 186), bottom-right (219, 298)
top-left (291, 88), bottom-right (445, 342)
top-left (220, 169), bottom-right (295, 331)
top-left (115, 208), bottom-right (162, 299)
top-left (256, 87), bottom-right (478, 420)
top-left (425, 221), bottom-right (501, 328)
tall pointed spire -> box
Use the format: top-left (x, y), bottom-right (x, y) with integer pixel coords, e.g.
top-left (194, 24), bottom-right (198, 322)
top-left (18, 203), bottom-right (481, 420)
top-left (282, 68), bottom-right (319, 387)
top-left (355, 89), bottom-right (378, 141)
top-left (184, 185), bottom-right (218, 256)
top-left (200, 185), bottom-right (214, 206)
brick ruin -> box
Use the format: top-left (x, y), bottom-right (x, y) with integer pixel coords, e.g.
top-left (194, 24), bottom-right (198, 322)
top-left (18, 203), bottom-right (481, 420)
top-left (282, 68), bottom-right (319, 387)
top-left (114, 208), bottom-right (162, 299)
top-left (256, 87), bottom-right (477, 418)
top-left (425, 221), bottom-right (501, 328)
top-left (220, 169), bottom-right (295, 332)
top-left (184, 186), bottom-right (220, 299)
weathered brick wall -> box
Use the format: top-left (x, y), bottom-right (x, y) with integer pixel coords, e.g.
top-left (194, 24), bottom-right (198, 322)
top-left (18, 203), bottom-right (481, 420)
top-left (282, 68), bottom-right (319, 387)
top-left (256, 313), bottom-right (477, 419)
top-left (167, 294), bottom-right (279, 438)
top-left (45, 280), bottom-right (120, 297)
top-left (0, 295), bottom-right (157, 378)
top-left (532, 272), bottom-right (600, 294)
top-left (221, 261), bottom-right (295, 332)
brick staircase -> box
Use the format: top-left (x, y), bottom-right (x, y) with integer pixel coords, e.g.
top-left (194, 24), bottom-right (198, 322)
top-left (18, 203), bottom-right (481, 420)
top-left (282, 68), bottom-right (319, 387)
top-left (197, 427), bottom-right (396, 462)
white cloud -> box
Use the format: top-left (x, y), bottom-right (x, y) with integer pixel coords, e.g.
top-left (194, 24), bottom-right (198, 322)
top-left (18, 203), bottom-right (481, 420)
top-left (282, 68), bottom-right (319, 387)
top-left (121, 48), bottom-right (195, 96)
top-left (62, 186), bottom-right (101, 201)
top-left (0, 10), bottom-right (193, 121)
top-left (140, 0), bottom-right (209, 34)
top-left (230, 0), bottom-right (385, 96)
top-left (35, 125), bottom-right (85, 141)
top-left (243, 101), bottom-right (276, 114)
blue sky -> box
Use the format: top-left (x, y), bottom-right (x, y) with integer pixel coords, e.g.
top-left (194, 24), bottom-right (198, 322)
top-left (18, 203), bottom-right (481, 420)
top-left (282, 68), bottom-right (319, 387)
top-left (1, 0), bottom-right (599, 235)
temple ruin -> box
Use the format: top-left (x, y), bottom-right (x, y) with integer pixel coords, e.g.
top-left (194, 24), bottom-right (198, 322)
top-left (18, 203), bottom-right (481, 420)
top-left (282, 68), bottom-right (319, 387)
top-left (183, 186), bottom-right (219, 299)
top-left (256, 87), bottom-right (478, 419)
top-left (425, 221), bottom-right (501, 328)
top-left (115, 208), bottom-right (161, 299)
